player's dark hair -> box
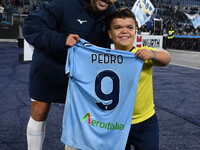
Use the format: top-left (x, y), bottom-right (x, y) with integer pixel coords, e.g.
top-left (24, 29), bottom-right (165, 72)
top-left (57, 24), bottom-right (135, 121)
top-left (107, 7), bottom-right (137, 30)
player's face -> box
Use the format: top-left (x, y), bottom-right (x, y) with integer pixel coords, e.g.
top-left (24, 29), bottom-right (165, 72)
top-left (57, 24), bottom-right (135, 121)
top-left (108, 18), bottom-right (136, 51)
top-left (91, 0), bottom-right (116, 12)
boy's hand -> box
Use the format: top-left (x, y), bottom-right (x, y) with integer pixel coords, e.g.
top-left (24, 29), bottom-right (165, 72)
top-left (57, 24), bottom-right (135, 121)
top-left (66, 34), bottom-right (80, 47)
top-left (135, 49), bottom-right (155, 61)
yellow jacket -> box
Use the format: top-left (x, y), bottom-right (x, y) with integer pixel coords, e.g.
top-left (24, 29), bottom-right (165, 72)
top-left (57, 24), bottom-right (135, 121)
top-left (168, 30), bottom-right (174, 39)
top-left (131, 47), bottom-right (157, 124)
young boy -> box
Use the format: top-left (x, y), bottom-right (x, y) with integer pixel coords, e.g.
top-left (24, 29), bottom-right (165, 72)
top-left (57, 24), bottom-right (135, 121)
top-left (108, 7), bottom-right (171, 150)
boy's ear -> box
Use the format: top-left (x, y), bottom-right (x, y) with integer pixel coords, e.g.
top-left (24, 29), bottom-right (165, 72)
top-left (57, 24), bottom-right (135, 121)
top-left (108, 30), bottom-right (112, 40)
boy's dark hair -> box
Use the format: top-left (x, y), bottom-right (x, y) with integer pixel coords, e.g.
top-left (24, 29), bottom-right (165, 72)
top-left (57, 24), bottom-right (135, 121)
top-left (107, 7), bottom-right (137, 30)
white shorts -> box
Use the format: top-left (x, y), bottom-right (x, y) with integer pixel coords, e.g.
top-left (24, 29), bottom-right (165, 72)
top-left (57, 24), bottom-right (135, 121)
top-left (65, 145), bottom-right (78, 150)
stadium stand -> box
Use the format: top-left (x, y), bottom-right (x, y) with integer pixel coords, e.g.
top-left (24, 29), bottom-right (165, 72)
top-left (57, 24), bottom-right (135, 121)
top-left (0, 0), bottom-right (199, 50)
top-left (115, 0), bottom-right (200, 50)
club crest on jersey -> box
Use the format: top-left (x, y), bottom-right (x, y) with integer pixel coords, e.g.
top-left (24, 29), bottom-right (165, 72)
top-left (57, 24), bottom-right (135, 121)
top-left (81, 113), bottom-right (124, 130)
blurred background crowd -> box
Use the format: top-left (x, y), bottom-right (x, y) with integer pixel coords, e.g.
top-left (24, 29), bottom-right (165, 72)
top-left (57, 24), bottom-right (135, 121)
top-left (0, 0), bottom-right (199, 35)
top-left (116, 0), bottom-right (200, 36)
top-left (0, 0), bottom-right (200, 50)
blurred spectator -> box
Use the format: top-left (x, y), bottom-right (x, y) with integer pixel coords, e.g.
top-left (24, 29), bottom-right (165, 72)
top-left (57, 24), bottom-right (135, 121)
top-left (10, 0), bottom-right (15, 6)
top-left (14, 0), bottom-right (19, 9)
top-left (3, 2), bottom-right (13, 24)
top-left (22, 7), bottom-right (29, 14)
top-left (30, 0), bottom-right (37, 11)
top-left (167, 27), bottom-right (175, 48)
top-left (0, 1), bottom-right (4, 24)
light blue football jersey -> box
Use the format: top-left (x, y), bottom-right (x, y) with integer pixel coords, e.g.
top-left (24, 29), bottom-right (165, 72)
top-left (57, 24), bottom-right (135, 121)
top-left (61, 39), bottom-right (143, 150)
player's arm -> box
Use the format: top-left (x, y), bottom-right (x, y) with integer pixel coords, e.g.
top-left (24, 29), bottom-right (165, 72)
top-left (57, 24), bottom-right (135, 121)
top-left (22, 0), bottom-right (67, 53)
top-left (135, 49), bottom-right (171, 66)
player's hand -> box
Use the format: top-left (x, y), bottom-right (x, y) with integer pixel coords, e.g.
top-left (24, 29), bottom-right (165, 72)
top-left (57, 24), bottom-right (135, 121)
top-left (135, 49), bottom-right (155, 61)
top-left (66, 34), bottom-right (80, 47)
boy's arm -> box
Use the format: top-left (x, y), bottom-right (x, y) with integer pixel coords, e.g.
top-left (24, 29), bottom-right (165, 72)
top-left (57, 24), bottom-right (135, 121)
top-left (135, 49), bottom-right (171, 66)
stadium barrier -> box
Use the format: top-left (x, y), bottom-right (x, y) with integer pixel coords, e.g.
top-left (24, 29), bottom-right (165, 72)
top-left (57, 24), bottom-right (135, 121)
top-left (22, 34), bottom-right (200, 62)
top-left (167, 35), bottom-right (200, 51)
top-left (0, 24), bottom-right (19, 39)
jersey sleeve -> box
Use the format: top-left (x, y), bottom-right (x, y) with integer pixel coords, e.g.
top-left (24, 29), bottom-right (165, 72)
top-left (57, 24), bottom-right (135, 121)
top-left (65, 46), bottom-right (75, 77)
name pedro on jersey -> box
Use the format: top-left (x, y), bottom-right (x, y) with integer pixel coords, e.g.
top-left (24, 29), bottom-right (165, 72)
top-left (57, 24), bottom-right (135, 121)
top-left (91, 53), bottom-right (123, 64)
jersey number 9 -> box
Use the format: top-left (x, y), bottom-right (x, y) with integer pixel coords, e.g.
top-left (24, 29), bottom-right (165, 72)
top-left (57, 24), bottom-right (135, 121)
top-left (95, 70), bottom-right (120, 111)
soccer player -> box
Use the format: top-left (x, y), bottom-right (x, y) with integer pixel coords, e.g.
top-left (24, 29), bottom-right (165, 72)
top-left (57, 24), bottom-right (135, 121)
top-left (22, 0), bottom-right (116, 150)
top-left (107, 7), bottom-right (171, 150)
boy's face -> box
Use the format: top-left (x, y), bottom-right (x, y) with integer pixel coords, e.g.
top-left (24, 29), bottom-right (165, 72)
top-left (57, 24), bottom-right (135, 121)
top-left (108, 17), bottom-right (136, 51)
top-left (91, 0), bottom-right (116, 12)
